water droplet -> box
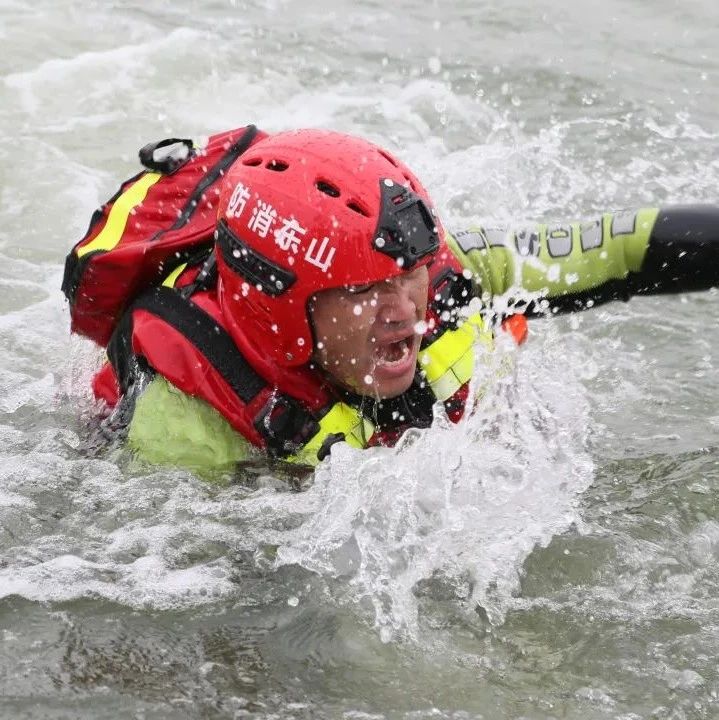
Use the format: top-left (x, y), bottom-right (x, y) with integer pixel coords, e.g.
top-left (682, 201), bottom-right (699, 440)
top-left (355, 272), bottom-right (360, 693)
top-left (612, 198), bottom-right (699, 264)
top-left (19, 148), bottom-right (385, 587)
top-left (287, 596), bottom-right (299, 607)
top-left (297, 337), bottom-right (305, 346)
top-left (383, 178), bottom-right (394, 187)
top-left (375, 237), bottom-right (386, 248)
top-left (364, 374), bottom-right (373, 385)
top-left (353, 304), bottom-right (362, 316)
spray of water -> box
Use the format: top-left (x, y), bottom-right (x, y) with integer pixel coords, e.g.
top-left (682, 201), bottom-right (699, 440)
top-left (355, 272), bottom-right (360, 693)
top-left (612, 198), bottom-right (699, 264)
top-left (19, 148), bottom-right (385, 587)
top-left (1, 295), bottom-right (594, 644)
top-left (275, 318), bottom-right (594, 641)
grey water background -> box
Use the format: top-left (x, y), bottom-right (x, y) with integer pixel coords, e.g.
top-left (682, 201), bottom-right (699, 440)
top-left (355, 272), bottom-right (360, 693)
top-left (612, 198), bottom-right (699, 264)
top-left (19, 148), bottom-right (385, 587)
top-left (1, 0), bottom-right (719, 718)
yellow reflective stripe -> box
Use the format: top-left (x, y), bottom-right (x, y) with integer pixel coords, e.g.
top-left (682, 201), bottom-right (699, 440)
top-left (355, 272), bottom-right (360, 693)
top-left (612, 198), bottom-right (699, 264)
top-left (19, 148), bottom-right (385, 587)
top-left (419, 313), bottom-right (490, 402)
top-left (425, 346), bottom-right (475, 401)
top-left (162, 262), bottom-right (187, 288)
top-left (76, 172), bottom-right (162, 258)
top-left (287, 401), bottom-right (375, 466)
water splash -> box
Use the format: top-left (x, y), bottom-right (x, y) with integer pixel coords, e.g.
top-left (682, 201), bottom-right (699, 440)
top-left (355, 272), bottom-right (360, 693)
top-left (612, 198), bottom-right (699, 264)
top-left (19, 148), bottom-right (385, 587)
top-left (276, 322), bottom-right (594, 640)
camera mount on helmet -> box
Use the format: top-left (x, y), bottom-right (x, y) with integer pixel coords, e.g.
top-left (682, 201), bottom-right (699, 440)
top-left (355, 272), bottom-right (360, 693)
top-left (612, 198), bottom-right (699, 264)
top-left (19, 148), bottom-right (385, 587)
top-left (372, 178), bottom-right (440, 268)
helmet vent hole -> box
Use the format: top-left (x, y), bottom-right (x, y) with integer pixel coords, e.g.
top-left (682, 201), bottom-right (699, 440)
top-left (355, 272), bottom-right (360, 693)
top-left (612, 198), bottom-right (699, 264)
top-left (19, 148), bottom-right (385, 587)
top-left (379, 149), bottom-right (399, 167)
top-left (242, 156), bottom-right (262, 166)
top-left (267, 159), bottom-right (289, 171)
top-left (316, 180), bottom-right (341, 198)
top-left (346, 200), bottom-right (369, 217)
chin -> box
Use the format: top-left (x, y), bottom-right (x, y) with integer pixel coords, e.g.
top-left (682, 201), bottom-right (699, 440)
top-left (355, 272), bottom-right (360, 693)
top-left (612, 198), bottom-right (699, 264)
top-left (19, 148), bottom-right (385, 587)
top-left (372, 371), bottom-right (417, 399)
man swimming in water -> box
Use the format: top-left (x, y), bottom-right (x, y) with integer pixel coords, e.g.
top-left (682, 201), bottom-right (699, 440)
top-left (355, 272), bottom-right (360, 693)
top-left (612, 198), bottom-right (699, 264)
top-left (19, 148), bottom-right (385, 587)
top-left (69, 128), bottom-right (719, 471)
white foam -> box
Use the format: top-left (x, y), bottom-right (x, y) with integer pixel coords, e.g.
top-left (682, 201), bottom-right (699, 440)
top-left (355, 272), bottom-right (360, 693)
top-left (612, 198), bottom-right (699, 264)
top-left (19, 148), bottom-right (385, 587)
top-left (0, 451), bottom-right (238, 609)
top-left (4, 27), bottom-right (202, 89)
top-left (0, 371), bottom-right (55, 413)
top-left (275, 324), bottom-right (594, 639)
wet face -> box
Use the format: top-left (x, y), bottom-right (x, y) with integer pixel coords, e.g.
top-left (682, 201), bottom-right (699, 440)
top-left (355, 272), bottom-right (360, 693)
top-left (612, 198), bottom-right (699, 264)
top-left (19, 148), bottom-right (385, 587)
top-left (309, 265), bottom-right (430, 399)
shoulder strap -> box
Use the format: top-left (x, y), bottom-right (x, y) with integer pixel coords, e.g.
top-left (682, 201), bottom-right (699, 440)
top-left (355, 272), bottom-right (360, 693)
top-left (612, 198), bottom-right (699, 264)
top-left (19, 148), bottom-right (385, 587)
top-left (111, 286), bottom-right (266, 403)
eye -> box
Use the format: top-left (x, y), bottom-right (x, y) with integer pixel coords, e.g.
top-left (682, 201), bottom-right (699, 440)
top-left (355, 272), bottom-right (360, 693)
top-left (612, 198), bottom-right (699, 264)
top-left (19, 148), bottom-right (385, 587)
top-left (346, 283), bottom-right (374, 295)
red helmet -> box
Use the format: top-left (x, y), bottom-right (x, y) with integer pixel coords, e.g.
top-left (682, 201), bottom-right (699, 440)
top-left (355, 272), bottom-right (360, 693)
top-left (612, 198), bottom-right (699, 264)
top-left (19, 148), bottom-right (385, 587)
top-left (215, 129), bottom-right (443, 368)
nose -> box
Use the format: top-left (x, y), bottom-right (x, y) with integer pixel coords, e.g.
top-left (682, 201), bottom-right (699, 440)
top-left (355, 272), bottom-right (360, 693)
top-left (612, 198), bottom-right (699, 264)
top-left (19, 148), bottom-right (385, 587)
top-left (376, 276), bottom-right (417, 326)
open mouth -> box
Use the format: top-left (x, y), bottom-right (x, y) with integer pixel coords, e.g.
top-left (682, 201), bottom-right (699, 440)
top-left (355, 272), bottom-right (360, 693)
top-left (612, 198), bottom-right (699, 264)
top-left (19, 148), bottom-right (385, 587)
top-left (374, 334), bottom-right (414, 369)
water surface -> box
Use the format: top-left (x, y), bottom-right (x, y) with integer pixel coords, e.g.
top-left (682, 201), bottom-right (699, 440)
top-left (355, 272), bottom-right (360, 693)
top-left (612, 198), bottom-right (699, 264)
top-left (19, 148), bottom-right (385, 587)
top-left (1, 1), bottom-right (718, 718)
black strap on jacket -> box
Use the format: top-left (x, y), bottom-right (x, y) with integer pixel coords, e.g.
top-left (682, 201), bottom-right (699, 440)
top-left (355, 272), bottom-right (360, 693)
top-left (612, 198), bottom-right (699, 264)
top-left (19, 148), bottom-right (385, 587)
top-left (107, 286), bottom-right (321, 458)
top-left (109, 286), bottom-right (266, 402)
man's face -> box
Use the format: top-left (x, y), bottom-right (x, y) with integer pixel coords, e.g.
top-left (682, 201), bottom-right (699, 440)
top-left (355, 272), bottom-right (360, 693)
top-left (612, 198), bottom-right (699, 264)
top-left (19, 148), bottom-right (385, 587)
top-left (308, 265), bottom-right (430, 399)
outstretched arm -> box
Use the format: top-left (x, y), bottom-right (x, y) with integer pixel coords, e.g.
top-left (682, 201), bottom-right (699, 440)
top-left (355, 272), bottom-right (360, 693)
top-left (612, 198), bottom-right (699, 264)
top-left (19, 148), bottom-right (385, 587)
top-left (446, 205), bottom-right (719, 315)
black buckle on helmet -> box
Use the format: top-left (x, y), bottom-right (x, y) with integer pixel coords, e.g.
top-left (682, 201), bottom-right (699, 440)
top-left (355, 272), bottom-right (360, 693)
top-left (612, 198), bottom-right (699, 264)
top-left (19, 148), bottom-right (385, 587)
top-left (253, 394), bottom-right (320, 458)
top-left (372, 179), bottom-right (440, 268)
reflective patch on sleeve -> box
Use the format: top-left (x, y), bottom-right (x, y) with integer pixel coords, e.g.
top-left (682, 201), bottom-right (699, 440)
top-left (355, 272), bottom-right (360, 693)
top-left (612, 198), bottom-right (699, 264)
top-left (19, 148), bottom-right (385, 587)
top-left (484, 228), bottom-right (511, 247)
top-left (515, 229), bottom-right (540, 257)
top-left (454, 230), bottom-right (487, 253)
top-left (547, 226), bottom-right (572, 257)
top-left (611, 212), bottom-right (637, 236)
top-left (419, 313), bottom-right (488, 401)
top-left (580, 220), bottom-right (603, 250)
